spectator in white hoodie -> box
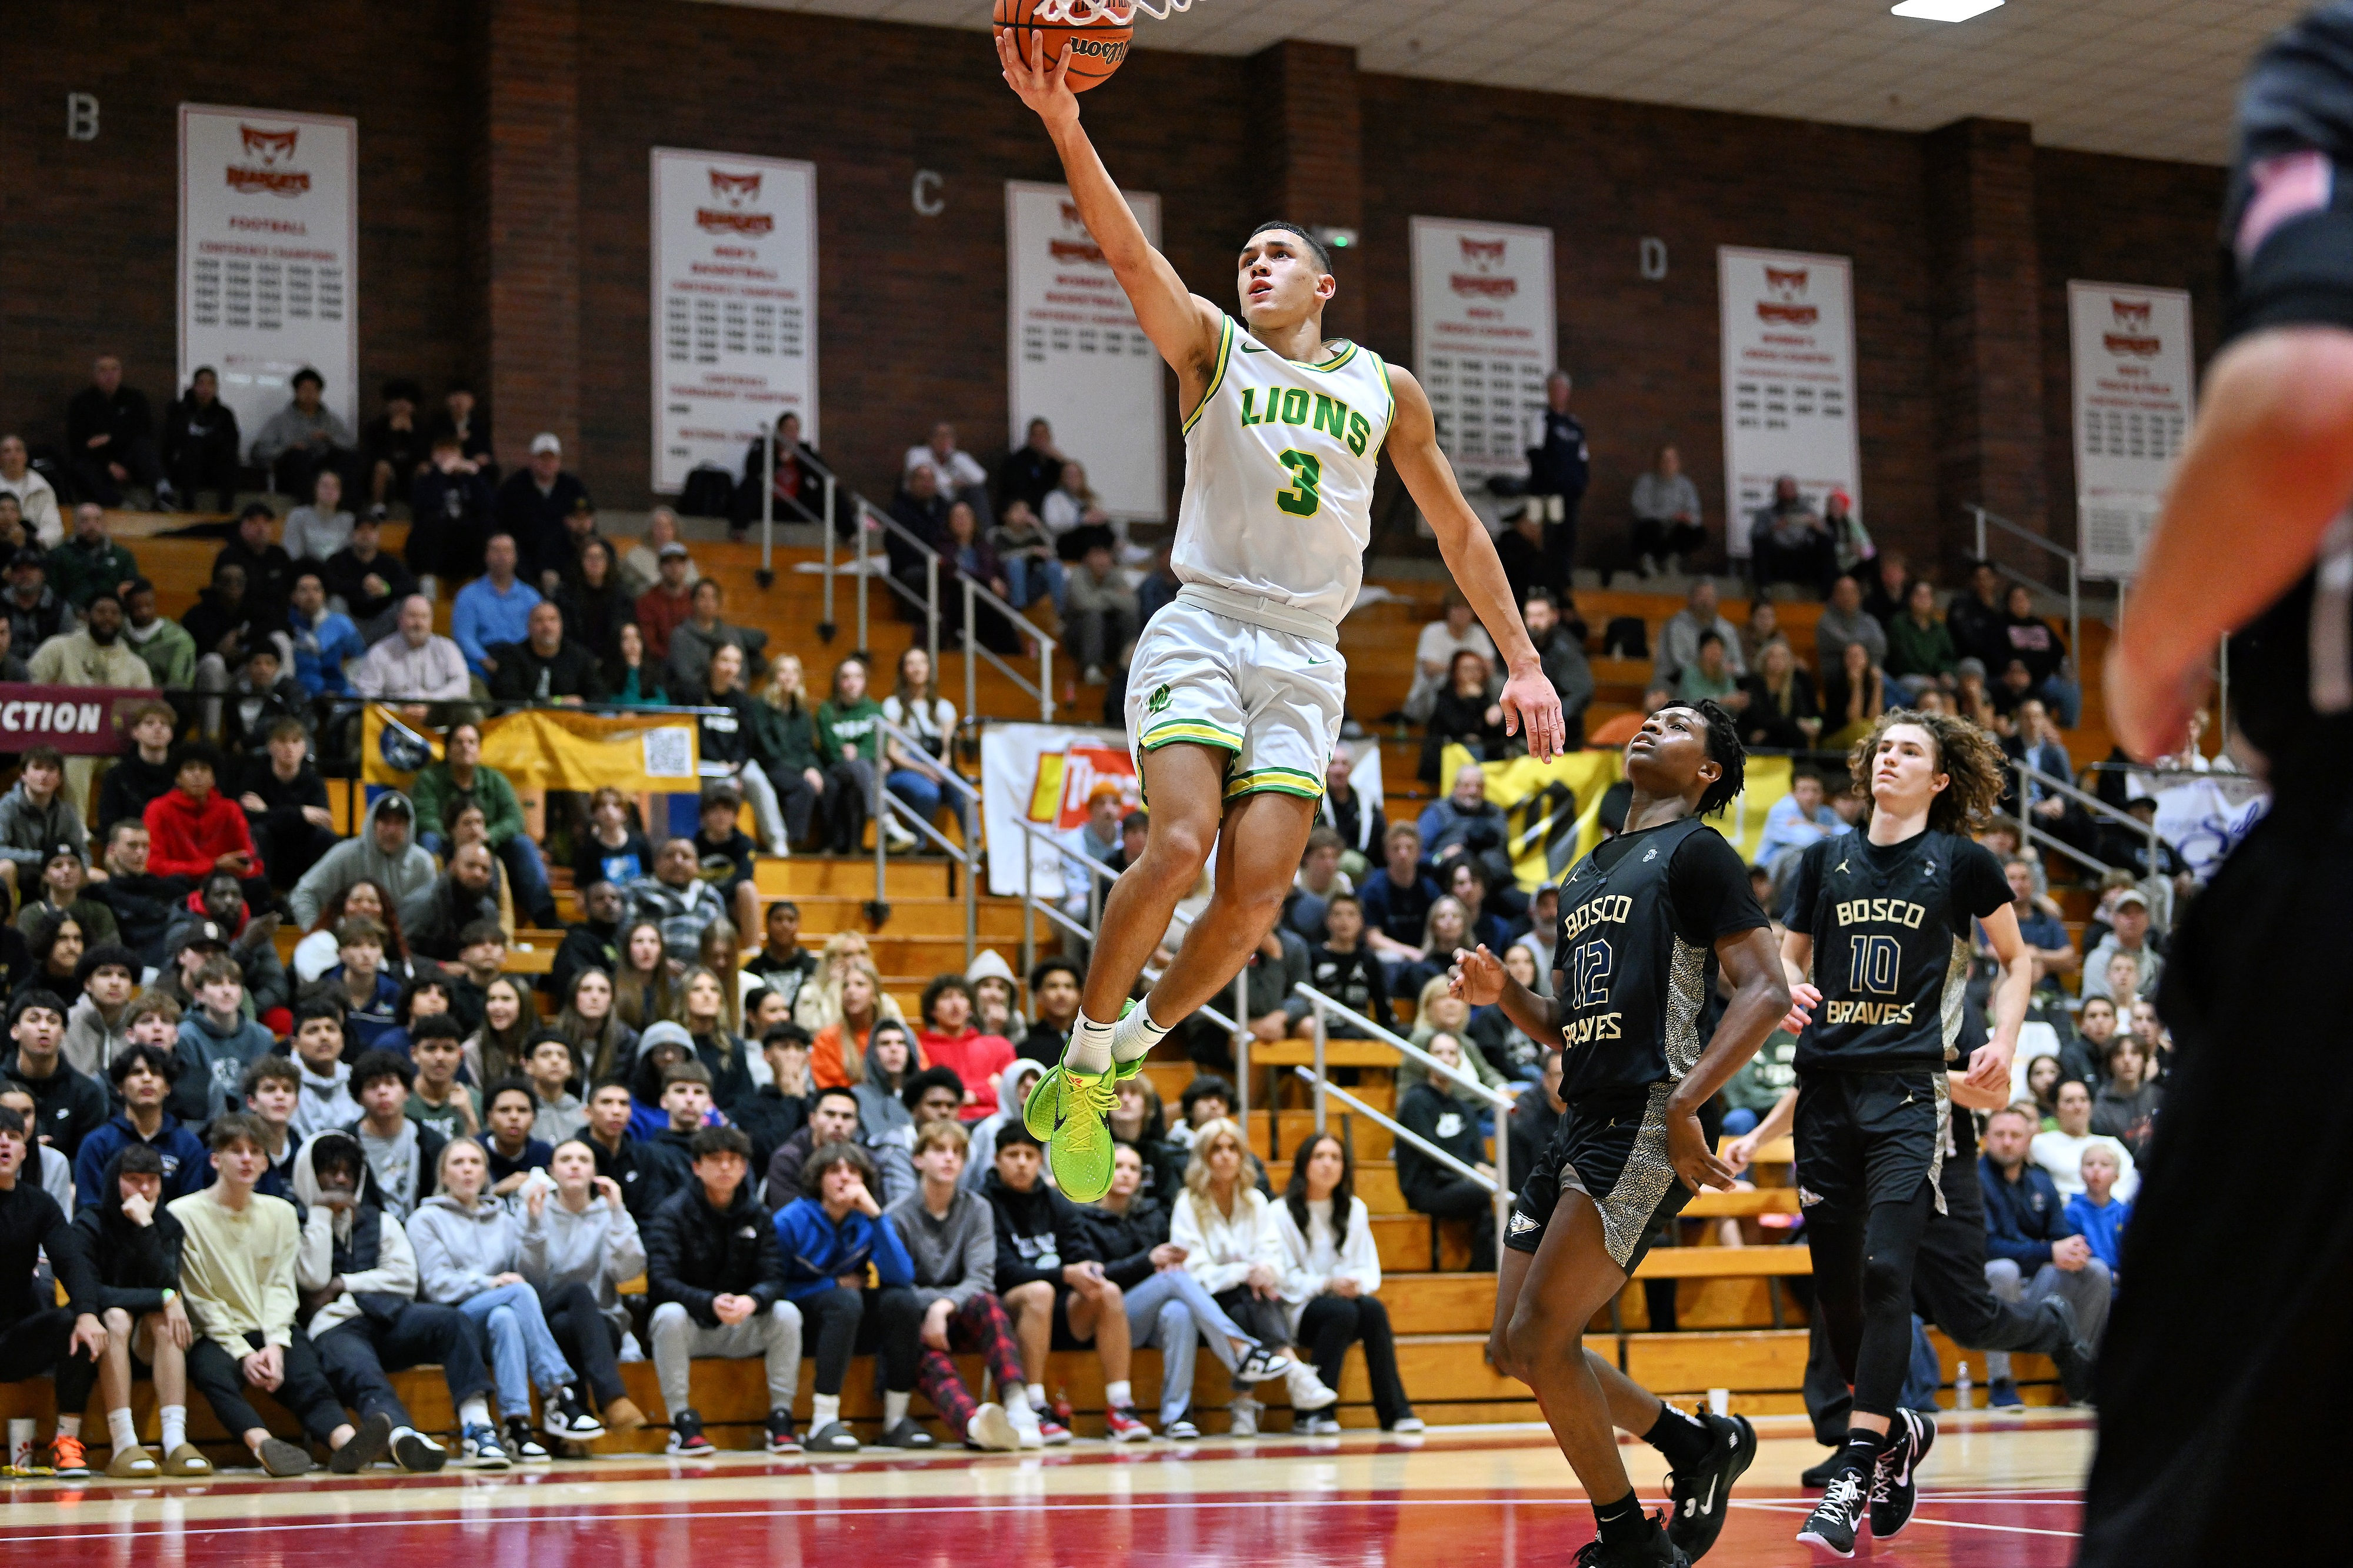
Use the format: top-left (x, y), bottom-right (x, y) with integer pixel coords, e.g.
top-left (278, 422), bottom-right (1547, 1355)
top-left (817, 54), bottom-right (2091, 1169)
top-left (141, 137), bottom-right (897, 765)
top-left (518, 1137), bottom-right (649, 1435)
top-left (1274, 1132), bottom-right (1421, 1433)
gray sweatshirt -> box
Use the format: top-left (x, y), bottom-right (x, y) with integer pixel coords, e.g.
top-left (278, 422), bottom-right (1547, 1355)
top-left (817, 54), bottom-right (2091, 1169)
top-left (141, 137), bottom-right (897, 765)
top-left (288, 790), bottom-right (442, 928)
top-left (252, 402), bottom-right (356, 466)
top-left (404, 1193), bottom-right (525, 1304)
top-left (884, 1186), bottom-right (995, 1312)
top-left (519, 1194), bottom-right (645, 1335)
top-left (62, 994), bottom-right (133, 1080)
top-left (0, 780), bottom-right (85, 870)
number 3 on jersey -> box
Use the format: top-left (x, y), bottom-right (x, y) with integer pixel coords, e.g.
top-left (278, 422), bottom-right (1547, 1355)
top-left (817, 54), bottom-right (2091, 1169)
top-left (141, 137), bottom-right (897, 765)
top-left (1275, 449), bottom-right (1322, 517)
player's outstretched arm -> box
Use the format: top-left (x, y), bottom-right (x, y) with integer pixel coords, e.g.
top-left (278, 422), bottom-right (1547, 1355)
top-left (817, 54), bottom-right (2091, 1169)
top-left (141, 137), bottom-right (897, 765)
top-left (1383, 366), bottom-right (1564, 760)
top-left (1665, 925), bottom-right (1790, 1192)
top-left (1449, 944), bottom-right (1561, 1046)
top-left (1777, 929), bottom-right (1819, 1034)
top-left (1967, 902), bottom-right (2034, 1095)
top-left (998, 32), bottom-right (1222, 385)
top-left (2108, 324), bottom-right (2353, 758)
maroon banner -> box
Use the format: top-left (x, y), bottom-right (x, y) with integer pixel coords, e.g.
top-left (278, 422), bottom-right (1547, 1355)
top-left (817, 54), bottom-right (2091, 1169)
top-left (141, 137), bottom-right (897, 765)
top-left (0, 685), bottom-right (164, 755)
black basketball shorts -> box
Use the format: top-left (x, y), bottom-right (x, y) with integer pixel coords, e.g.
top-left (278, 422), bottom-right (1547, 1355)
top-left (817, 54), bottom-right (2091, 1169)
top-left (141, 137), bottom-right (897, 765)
top-left (1507, 1083), bottom-right (1721, 1270)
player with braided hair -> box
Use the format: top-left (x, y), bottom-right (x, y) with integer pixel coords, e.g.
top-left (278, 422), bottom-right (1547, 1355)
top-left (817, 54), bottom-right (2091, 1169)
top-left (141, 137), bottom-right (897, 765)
top-left (1781, 710), bottom-right (2033, 1554)
top-left (1458, 702), bottom-right (1788, 1566)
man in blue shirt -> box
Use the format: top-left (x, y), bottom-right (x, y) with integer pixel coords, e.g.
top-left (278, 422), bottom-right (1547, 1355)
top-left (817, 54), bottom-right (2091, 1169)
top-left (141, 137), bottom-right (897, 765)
top-left (1978, 856), bottom-right (2077, 991)
top-left (1754, 769), bottom-right (1845, 870)
top-left (1358, 821), bottom-right (1443, 978)
top-left (285, 571), bottom-right (365, 697)
top-left (449, 532), bottom-right (540, 680)
top-left (1979, 1105), bottom-right (2111, 1408)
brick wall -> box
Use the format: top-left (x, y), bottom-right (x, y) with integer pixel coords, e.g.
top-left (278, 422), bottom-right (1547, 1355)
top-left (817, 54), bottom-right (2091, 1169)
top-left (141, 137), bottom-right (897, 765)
top-left (0, 0), bottom-right (474, 455)
top-left (2, 0), bottom-right (2227, 579)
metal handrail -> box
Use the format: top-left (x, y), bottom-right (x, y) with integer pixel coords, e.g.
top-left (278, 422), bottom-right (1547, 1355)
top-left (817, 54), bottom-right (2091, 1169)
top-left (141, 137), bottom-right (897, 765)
top-left (866, 713), bottom-right (984, 963)
top-left (857, 499), bottom-right (1057, 722)
top-left (2009, 756), bottom-right (2153, 879)
top-left (1289, 1067), bottom-right (1512, 1270)
top-left (1292, 983), bottom-right (1515, 1110)
top-left (1971, 503), bottom-right (2082, 669)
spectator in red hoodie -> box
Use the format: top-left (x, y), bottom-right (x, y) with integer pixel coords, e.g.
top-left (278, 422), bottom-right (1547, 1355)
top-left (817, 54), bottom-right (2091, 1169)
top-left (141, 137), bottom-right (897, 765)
top-left (141, 745), bottom-right (271, 913)
top-left (915, 974), bottom-right (1015, 1123)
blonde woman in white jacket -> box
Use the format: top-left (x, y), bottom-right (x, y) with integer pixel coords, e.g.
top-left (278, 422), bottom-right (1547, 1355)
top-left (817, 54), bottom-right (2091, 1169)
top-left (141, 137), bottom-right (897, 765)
top-left (1273, 1132), bottom-right (1422, 1434)
top-left (1171, 1117), bottom-right (1338, 1436)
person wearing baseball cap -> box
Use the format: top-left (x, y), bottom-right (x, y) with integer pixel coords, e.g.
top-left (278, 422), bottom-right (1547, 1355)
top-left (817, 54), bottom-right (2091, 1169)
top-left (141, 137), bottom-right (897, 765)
top-left (494, 432), bottom-right (589, 584)
top-left (2080, 886), bottom-right (2161, 1004)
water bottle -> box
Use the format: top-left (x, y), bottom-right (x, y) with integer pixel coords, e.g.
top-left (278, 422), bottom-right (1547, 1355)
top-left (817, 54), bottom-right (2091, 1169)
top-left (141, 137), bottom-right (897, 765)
top-left (1954, 1360), bottom-right (1973, 1412)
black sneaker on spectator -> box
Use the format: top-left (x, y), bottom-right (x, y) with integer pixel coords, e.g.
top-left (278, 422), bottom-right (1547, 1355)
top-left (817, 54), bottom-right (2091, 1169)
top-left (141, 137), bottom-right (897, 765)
top-left (1104, 1406), bottom-right (1151, 1442)
top-left (330, 1411), bottom-right (395, 1474)
top-left (1234, 1348), bottom-right (1295, 1382)
top-left (1664, 1411), bottom-right (1755, 1562)
top-left (462, 1422), bottom-right (511, 1469)
top-left (504, 1416), bottom-right (552, 1463)
top-left (545, 1387), bottom-right (606, 1442)
top-left (764, 1409), bottom-right (801, 1454)
top-left (806, 1421), bottom-right (860, 1454)
top-left (1036, 1414), bottom-right (1074, 1446)
top-left (1988, 1377), bottom-right (2022, 1408)
top-left (874, 1419), bottom-right (935, 1449)
top-left (391, 1427), bottom-right (448, 1472)
top-left (1868, 1409), bottom-right (1935, 1540)
top-left (668, 1410), bottom-right (714, 1456)
top-left (964, 1404), bottom-right (1021, 1452)
top-left (1164, 1414), bottom-right (1200, 1441)
top-left (256, 1436), bottom-right (314, 1477)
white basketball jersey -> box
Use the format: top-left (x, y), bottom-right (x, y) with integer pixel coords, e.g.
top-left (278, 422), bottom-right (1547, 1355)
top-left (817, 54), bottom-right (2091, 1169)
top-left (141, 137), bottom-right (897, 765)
top-left (1172, 313), bottom-right (1394, 633)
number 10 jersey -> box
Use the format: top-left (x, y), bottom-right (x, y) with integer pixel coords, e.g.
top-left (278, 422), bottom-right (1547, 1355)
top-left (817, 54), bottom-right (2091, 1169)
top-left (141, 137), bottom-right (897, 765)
top-left (1172, 313), bottom-right (1394, 634)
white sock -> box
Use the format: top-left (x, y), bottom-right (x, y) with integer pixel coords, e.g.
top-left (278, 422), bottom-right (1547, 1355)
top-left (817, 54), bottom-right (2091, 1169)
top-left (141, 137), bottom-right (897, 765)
top-left (1067, 1011), bottom-right (1116, 1073)
top-left (811, 1394), bottom-right (841, 1428)
top-left (160, 1406), bottom-right (186, 1453)
top-left (1109, 1002), bottom-right (1168, 1065)
top-left (1027, 1382), bottom-right (1050, 1414)
top-left (107, 1408), bottom-right (139, 1452)
top-left (57, 1414), bottom-right (81, 1438)
top-left (459, 1396), bottom-right (491, 1430)
top-left (884, 1391), bottom-right (911, 1427)
top-left (1002, 1384), bottom-right (1034, 1418)
top-left (1105, 1380), bottom-right (1132, 1410)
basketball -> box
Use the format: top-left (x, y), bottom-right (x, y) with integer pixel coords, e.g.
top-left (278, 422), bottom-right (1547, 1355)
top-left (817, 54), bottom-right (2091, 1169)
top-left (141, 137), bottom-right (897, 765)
top-left (994, 0), bottom-right (1135, 92)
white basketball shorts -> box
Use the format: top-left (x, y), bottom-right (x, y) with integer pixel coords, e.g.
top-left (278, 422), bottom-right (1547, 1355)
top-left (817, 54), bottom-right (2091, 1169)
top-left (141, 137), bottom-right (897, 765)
top-left (1122, 600), bottom-right (1346, 802)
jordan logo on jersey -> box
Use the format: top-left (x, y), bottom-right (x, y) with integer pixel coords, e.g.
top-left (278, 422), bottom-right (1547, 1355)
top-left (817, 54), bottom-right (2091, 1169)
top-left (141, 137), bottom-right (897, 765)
top-left (1237, 387), bottom-right (1373, 456)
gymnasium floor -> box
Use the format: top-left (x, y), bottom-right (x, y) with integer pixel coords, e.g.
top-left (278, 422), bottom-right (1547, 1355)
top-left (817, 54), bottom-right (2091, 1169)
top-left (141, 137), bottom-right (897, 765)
top-left (0, 1411), bottom-right (2091, 1566)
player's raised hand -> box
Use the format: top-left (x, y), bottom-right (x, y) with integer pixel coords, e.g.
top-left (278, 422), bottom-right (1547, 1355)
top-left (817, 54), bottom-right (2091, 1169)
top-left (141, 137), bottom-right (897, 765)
top-left (998, 28), bottom-right (1080, 129)
top-left (1449, 945), bottom-right (1506, 1006)
top-left (1497, 665), bottom-right (1567, 762)
top-left (1780, 981), bottom-right (1821, 1036)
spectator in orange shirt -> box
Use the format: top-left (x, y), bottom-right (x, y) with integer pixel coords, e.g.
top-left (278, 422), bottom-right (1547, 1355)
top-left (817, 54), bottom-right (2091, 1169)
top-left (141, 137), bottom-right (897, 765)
top-left (142, 745), bottom-right (269, 911)
top-left (915, 975), bottom-right (1015, 1122)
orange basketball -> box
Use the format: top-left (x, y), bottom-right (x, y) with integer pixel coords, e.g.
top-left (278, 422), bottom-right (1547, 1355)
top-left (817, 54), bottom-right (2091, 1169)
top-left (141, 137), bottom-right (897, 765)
top-left (995, 0), bottom-right (1135, 93)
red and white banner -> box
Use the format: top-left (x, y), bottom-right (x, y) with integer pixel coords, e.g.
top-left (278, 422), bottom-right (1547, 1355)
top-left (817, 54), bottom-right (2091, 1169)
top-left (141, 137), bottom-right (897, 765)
top-left (651, 148), bottom-right (818, 494)
top-left (1409, 218), bottom-right (1557, 481)
top-left (178, 105), bottom-right (358, 455)
top-left (1005, 181), bottom-right (1166, 521)
top-left (2068, 281), bottom-right (2194, 581)
top-left (1718, 247), bottom-right (1861, 559)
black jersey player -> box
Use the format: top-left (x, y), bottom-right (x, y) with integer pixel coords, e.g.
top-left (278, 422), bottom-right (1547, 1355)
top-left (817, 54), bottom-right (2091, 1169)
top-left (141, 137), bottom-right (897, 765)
top-left (2083, 9), bottom-right (2353, 1562)
top-left (1778, 710), bottom-right (2032, 1556)
top-left (1458, 702), bottom-right (1788, 1567)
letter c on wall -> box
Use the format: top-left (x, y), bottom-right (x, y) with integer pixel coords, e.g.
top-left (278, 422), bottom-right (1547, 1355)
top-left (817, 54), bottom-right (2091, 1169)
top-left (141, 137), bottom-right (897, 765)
top-left (912, 170), bottom-right (945, 218)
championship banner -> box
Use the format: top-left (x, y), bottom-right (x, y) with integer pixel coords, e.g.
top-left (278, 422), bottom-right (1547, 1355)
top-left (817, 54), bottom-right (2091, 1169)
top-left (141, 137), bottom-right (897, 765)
top-left (0, 685), bottom-right (163, 756)
top-left (1440, 746), bottom-right (1795, 889)
top-left (651, 148), bottom-right (818, 494)
top-left (1718, 248), bottom-right (1860, 559)
top-left (981, 722), bottom-right (1138, 899)
top-left (178, 105), bottom-right (359, 455)
top-left (2068, 281), bottom-right (2194, 581)
top-left (362, 706), bottom-right (699, 795)
top-left (1005, 181), bottom-right (1165, 520)
top-left (1409, 218), bottom-right (1557, 482)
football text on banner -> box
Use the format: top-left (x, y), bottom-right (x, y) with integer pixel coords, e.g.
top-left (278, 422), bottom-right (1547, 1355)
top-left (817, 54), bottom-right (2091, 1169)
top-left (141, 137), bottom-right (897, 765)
top-left (2068, 281), bottom-right (2194, 582)
top-left (1006, 182), bottom-right (1165, 521)
top-left (178, 105), bottom-right (359, 456)
top-left (1718, 248), bottom-right (1861, 560)
top-left (1409, 218), bottom-right (1557, 485)
top-left (0, 686), bottom-right (163, 756)
top-left (364, 706), bottom-right (701, 795)
top-left (1440, 746), bottom-right (1793, 888)
top-left (651, 148), bottom-right (819, 495)
top-left (981, 722), bottom-right (1140, 900)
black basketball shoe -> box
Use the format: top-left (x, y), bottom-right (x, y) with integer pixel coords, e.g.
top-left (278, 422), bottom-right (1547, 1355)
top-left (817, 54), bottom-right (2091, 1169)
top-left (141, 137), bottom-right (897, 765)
top-left (1665, 1412), bottom-right (1756, 1562)
top-left (1867, 1409), bottom-right (1937, 1540)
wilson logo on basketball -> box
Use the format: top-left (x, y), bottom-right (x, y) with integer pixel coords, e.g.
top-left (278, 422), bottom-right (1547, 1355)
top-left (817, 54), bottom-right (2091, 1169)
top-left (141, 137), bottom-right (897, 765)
top-left (2104, 296), bottom-right (2161, 358)
top-left (1450, 237), bottom-right (1518, 299)
top-left (697, 169), bottom-right (774, 235)
top-left (226, 124), bottom-right (310, 198)
top-left (1757, 266), bottom-right (1819, 326)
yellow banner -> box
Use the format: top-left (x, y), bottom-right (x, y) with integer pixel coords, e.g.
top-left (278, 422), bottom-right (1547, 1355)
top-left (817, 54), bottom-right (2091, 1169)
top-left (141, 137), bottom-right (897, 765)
top-left (362, 706), bottom-right (701, 794)
top-left (1441, 745), bottom-right (1796, 889)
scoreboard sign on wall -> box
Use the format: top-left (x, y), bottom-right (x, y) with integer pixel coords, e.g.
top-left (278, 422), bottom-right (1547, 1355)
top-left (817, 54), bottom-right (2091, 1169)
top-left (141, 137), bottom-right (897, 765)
top-left (2068, 281), bottom-right (2194, 582)
top-left (1717, 247), bottom-right (1861, 558)
top-left (1408, 217), bottom-right (1558, 482)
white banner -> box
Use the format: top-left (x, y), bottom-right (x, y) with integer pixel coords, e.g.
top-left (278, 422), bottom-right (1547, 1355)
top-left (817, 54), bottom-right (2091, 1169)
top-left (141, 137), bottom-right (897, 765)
top-left (1006, 182), bottom-right (1165, 520)
top-left (2069, 281), bottom-right (2194, 582)
top-left (1409, 218), bottom-right (1557, 482)
top-left (651, 148), bottom-right (818, 495)
top-left (178, 105), bottom-right (358, 456)
top-left (1718, 247), bottom-right (1860, 559)
top-left (2118, 769), bottom-right (2268, 883)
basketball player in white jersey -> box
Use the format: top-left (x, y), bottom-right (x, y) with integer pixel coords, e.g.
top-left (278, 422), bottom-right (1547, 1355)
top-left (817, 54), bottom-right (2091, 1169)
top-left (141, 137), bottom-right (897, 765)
top-left (1001, 34), bottom-right (1566, 1201)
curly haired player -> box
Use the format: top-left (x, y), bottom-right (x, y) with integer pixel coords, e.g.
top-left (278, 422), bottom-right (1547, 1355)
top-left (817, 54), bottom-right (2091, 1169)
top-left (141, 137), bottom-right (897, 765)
top-left (996, 34), bottom-right (1564, 1202)
top-left (1779, 710), bottom-right (2032, 1556)
top-left (1459, 702), bottom-right (1788, 1567)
